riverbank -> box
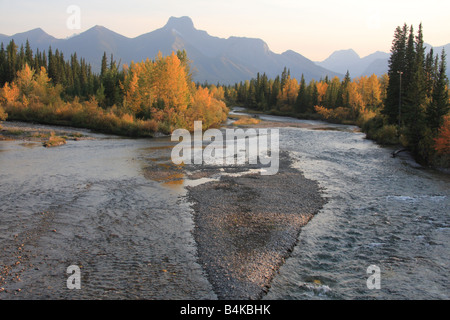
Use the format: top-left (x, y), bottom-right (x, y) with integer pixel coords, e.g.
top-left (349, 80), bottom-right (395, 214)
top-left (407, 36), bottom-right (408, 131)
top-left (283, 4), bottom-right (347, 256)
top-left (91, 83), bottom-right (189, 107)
top-left (0, 121), bottom-right (94, 147)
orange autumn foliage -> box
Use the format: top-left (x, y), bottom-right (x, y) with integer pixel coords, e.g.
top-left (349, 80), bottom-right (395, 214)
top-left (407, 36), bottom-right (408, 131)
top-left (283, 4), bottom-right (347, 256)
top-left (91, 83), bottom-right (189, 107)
top-left (278, 77), bottom-right (299, 106)
top-left (121, 52), bottom-right (228, 132)
top-left (316, 82), bottom-right (328, 105)
top-left (1, 81), bottom-right (20, 103)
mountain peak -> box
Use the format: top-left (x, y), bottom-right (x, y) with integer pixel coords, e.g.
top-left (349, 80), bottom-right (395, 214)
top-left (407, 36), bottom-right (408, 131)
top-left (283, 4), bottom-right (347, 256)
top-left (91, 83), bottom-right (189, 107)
top-left (80, 25), bottom-right (128, 40)
top-left (164, 16), bottom-right (195, 31)
top-left (86, 25), bottom-right (110, 33)
top-left (328, 48), bottom-right (360, 60)
top-left (17, 27), bottom-right (51, 37)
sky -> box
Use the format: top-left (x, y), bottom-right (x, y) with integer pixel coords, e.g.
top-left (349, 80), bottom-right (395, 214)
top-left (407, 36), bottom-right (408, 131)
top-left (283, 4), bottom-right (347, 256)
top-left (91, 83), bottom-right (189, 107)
top-left (0, 0), bottom-right (449, 61)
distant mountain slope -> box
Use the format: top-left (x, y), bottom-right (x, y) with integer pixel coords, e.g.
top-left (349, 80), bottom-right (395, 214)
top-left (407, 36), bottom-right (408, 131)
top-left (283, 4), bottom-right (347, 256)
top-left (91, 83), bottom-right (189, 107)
top-left (315, 49), bottom-right (390, 77)
top-left (0, 27), bottom-right (57, 51)
top-left (317, 43), bottom-right (450, 78)
top-left (0, 16), bottom-right (342, 84)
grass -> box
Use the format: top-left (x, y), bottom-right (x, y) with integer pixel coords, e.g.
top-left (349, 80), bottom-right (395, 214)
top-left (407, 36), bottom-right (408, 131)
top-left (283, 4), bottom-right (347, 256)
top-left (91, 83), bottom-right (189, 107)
top-left (43, 132), bottom-right (67, 147)
top-left (233, 116), bottom-right (261, 126)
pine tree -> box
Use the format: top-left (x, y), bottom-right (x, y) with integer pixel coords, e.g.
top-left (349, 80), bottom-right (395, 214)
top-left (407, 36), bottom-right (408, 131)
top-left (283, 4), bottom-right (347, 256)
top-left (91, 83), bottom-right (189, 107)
top-left (403, 23), bottom-right (428, 155)
top-left (424, 47), bottom-right (436, 98)
top-left (295, 74), bottom-right (307, 113)
top-left (383, 24), bottom-right (408, 124)
top-left (337, 71), bottom-right (351, 108)
top-left (25, 40), bottom-right (33, 67)
top-left (0, 43), bottom-right (6, 86)
top-left (100, 52), bottom-right (108, 79)
top-left (311, 81), bottom-right (319, 108)
top-left (427, 49), bottom-right (449, 133)
top-left (6, 40), bottom-right (18, 83)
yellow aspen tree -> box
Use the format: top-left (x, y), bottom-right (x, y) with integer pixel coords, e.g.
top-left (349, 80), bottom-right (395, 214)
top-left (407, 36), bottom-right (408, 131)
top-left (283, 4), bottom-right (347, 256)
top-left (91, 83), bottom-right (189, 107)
top-left (1, 82), bottom-right (20, 103)
top-left (316, 82), bottom-right (328, 105)
top-left (16, 63), bottom-right (35, 97)
top-left (366, 74), bottom-right (382, 108)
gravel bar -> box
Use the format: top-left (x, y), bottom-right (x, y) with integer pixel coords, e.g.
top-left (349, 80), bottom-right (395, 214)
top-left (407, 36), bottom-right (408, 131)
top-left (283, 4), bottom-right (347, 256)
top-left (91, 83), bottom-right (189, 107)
top-left (186, 151), bottom-right (326, 299)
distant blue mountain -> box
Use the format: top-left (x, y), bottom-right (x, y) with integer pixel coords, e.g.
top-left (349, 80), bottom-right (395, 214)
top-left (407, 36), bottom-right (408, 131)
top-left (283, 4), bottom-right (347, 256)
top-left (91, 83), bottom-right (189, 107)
top-left (315, 49), bottom-right (390, 78)
top-left (316, 43), bottom-right (450, 78)
top-left (0, 16), bottom-right (342, 84)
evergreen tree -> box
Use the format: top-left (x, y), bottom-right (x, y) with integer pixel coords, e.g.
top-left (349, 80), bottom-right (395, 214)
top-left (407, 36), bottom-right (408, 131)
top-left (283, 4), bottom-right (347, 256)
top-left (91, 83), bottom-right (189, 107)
top-left (0, 43), bottom-right (6, 86)
top-left (424, 48), bottom-right (436, 98)
top-left (17, 44), bottom-right (25, 71)
top-left (337, 70), bottom-right (351, 108)
top-left (383, 24), bottom-right (408, 124)
top-left (427, 49), bottom-right (449, 133)
top-left (6, 40), bottom-right (18, 83)
top-left (295, 74), bottom-right (307, 113)
top-left (25, 40), bottom-right (33, 66)
top-left (100, 52), bottom-right (108, 79)
top-left (311, 81), bottom-right (319, 108)
top-left (403, 23), bottom-right (428, 155)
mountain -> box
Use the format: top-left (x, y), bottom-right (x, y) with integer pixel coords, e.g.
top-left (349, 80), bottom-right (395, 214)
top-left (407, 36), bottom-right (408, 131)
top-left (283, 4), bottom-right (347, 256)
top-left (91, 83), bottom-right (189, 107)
top-left (0, 27), bottom-right (57, 51)
top-left (315, 49), bottom-right (390, 78)
top-left (317, 42), bottom-right (450, 78)
top-left (0, 16), bottom-right (342, 84)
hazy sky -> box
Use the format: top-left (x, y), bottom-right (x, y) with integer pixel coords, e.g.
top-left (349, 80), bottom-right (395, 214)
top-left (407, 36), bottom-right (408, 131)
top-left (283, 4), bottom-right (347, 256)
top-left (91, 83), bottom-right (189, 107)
top-left (0, 0), bottom-right (449, 61)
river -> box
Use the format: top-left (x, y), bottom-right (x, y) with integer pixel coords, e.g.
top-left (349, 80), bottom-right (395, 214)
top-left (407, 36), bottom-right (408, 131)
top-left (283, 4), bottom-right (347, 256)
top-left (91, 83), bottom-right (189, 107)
top-left (259, 114), bottom-right (450, 300)
top-left (0, 116), bottom-right (449, 300)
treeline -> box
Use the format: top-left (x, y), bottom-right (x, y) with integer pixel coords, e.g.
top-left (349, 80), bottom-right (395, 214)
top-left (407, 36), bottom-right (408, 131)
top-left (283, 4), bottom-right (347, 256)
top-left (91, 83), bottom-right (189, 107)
top-left (223, 68), bottom-right (387, 120)
top-left (0, 40), bottom-right (228, 136)
top-left (0, 39), bottom-right (101, 100)
top-left (220, 24), bottom-right (449, 167)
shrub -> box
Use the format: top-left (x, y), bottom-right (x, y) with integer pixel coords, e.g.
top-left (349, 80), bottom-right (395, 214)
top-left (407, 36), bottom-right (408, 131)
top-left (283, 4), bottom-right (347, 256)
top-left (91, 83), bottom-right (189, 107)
top-left (374, 125), bottom-right (399, 145)
top-left (0, 105), bottom-right (7, 121)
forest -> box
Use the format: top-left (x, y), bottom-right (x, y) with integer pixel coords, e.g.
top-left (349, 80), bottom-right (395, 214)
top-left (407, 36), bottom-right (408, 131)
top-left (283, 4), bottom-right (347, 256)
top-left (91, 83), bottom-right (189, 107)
top-left (219, 24), bottom-right (449, 167)
top-left (0, 41), bottom-right (228, 136)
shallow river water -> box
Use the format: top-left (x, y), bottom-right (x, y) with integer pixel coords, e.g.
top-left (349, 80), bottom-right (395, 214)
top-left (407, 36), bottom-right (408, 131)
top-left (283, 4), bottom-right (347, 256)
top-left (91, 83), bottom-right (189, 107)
top-left (262, 114), bottom-right (450, 300)
top-left (0, 118), bottom-right (449, 299)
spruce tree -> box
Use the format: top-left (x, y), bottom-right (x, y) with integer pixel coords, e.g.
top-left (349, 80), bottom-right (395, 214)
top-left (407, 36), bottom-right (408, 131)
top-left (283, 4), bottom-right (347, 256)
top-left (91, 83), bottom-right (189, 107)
top-left (100, 52), bottom-right (108, 79)
top-left (383, 24), bottom-right (408, 124)
top-left (427, 49), bottom-right (449, 133)
top-left (403, 23), bottom-right (427, 155)
top-left (6, 40), bottom-right (18, 83)
top-left (25, 40), bottom-right (33, 67)
top-left (311, 81), bottom-right (319, 108)
top-left (295, 74), bottom-right (307, 113)
top-left (424, 48), bottom-right (436, 98)
top-left (0, 43), bottom-right (6, 86)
